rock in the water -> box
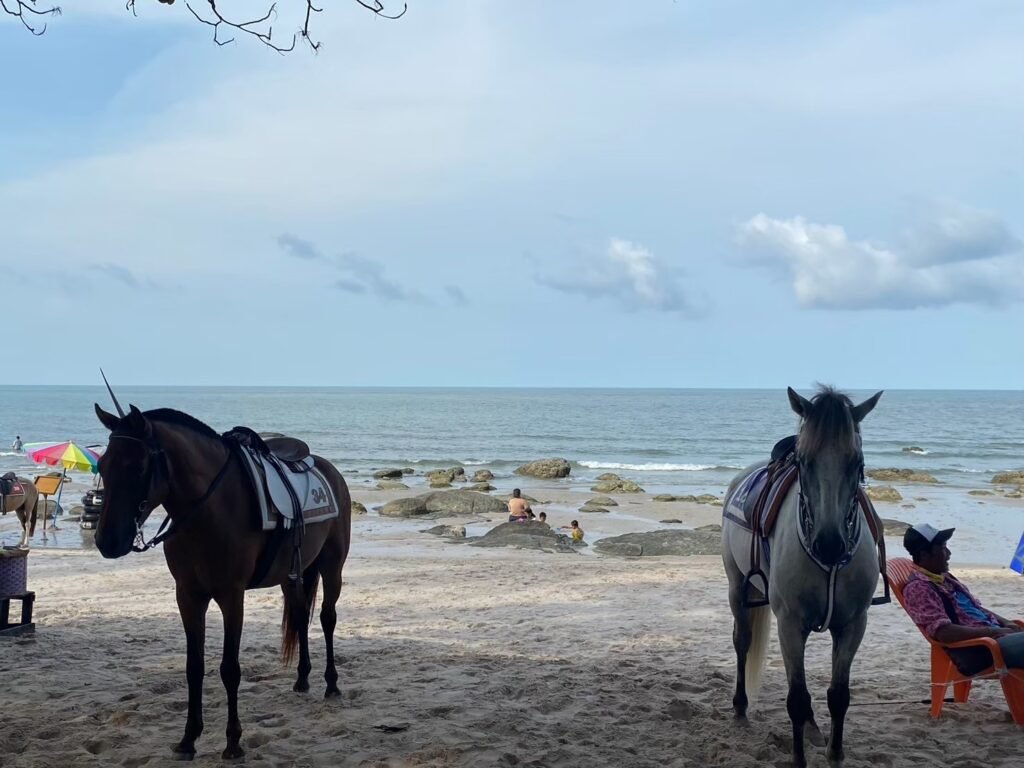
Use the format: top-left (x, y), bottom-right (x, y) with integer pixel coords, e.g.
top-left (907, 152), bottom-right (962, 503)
top-left (373, 468), bottom-right (405, 480)
top-left (695, 494), bottom-right (721, 505)
top-left (587, 495), bottom-right (618, 507)
top-left (579, 505), bottom-right (610, 514)
top-left (968, 489), bottom-right (994, 496)
top-left (596, 473), bottom-right (620, 481)
top-left (351, 501), bottom-right (368, 515)
top-left (471, 469), bottom-right (494, 483)
top-left (867, 485), bottom-right (903, 503)
top-left (866, 468), bottom-right (939, 484)
top-left (652, 494), bottom-right (677, 502)
top-left (901, 446), bottom-right (927, 454)
top-left (469, 483), bottom-right (496, 491)
top-left (376, 480), bottom-right (409, 490)
top-left (468, 521), bottom-right (578, 553)
top-left (591, 477), bottom-right (645, 494)
top-left (423, 524), bottom-right (467, 539)
top-left (991, 471), bottom-right (1024, 485)
top-left (881, 518), bottom-right (911, 536)
top-left (594, 529), bottom-right (721, 557)
top-left (660, 518), bottom-right (683, 524)
top-left (515, 458), bottom-right (571, 479)
top-left (429, 479), bottom-right (453, 488)
top-left (379, 490), bottom-right (509, 519)
top-left (402, 467), bottom-right (415, 475)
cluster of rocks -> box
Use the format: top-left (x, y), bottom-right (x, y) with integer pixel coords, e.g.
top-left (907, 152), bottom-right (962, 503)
top-left (593, 525), bottom-right (723, 558)
top-left (578, 496), bottom-right (617, 514)
top-left (590, 473), bottom-right (644, 494)
top-left (866, 468), bottom-right (939, 484)
top-left (651, 493), bottom-right (721, 505)
top-left (467, 521), bottom-right (580, 554)
top-left (379, 490), bottom-right (509, 519)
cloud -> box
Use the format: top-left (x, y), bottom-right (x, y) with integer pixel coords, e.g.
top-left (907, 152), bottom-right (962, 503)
top-left (536, 238), bottom-right (703, 316)
top-left (737, 206), bottom-right (1024, 310)
top-left (86, 263), bottom-right (164, 290)
top-left (445, 285), bottom-right (470, 306)
top-left (277, 233), bottom-right (429, 304)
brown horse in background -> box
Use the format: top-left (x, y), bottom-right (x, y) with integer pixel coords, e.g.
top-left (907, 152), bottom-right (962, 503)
top-left (1, 476), bottom-right (39, 549)
top-left (94, 403), bottom-right (352, 761)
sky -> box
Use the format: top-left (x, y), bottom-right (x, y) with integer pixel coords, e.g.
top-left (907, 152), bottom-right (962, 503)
top-left (1, 0), bottom-right (1022, 389)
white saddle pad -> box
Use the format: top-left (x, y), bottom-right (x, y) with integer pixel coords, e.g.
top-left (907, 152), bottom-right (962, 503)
top-left (238, 449), bottom-right (339, 531)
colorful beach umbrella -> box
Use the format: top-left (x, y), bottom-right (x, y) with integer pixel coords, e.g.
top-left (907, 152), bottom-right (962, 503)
top-left (25, 441), bottom-right (102, 473)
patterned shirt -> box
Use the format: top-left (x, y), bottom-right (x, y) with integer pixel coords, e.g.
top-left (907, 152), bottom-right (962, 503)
top-left (902, 568), bottom-right (1001, 640)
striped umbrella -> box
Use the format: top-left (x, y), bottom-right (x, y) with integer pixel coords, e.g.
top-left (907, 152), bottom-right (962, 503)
top-left (25, 441), bottom-right (102, 473)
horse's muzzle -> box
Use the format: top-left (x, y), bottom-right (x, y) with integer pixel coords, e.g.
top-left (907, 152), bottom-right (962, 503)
top-left (810, 531), bottom-right (848, 567)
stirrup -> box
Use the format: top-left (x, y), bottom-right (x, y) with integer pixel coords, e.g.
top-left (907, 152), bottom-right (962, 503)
top-left (741, 570), bottom-right (770, 608)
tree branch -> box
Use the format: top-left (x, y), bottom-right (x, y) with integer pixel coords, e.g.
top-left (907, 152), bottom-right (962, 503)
top-left (1, 0), bottom-right (62, 36)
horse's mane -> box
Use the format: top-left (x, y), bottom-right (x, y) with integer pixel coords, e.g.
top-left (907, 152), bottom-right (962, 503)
top-left (797, 385), bottom-right (859, 457)
top-left (144, 408), bottom-right (222, 441)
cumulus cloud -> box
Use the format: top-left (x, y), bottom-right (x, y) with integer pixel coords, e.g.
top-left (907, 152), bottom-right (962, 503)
top-left (536, 238), bottom-right (703, 316)
top-left (737, 207), bottom-right (1024, 310)
top-left (445, 285), bottom-right (470, 306)
top-left (277, 233), bottom-right (429, 304)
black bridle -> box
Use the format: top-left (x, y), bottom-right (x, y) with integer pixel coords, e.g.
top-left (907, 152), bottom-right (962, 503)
top-left (107, 432), bottom-right (235, 553)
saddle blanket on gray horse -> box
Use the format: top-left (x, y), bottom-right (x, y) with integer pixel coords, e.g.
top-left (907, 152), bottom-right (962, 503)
top-left (237, 449), bottom-right (339, 531)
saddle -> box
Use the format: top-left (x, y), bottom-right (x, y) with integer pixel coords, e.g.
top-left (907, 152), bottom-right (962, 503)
top-left (263, 436), bottom-right (310, 464)
top-left (0, 473), bottom-right (24, 498)
top-left (726, 437), bottom-right (890, 609)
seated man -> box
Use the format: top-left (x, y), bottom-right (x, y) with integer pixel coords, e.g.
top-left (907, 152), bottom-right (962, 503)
top-left (902, 523), bottom-right (1024, 674)
top-left (507, 488), bottom-right (531, 523)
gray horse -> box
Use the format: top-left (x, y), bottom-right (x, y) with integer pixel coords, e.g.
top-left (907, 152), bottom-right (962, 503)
top-left (722, 386), bottom-right (882, 767)
top-left (1, 476), bottom-right (40, 549)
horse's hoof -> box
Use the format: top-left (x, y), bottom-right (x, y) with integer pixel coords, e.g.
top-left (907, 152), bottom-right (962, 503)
top-left (171, 744), bottom-right (195, 761)
top-left (293, 679), bottom-right (310, 693)
top-left (827, 744), bottom-right (845, 765)
top-left (324, 686), bottom-right (341, 699)
top-left (221, 745), bottom-right (245, 762)
top-left (806, 722), bottom-right (826, 747)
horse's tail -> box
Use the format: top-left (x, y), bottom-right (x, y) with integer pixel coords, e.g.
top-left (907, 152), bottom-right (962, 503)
top-left (281, 568), bottom-right (321, 664)
top-left (745, 604), bottom-right (772, 701)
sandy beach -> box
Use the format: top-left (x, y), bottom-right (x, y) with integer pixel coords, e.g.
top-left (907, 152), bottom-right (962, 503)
top-left (1, 483), bottom-right (1022, 768)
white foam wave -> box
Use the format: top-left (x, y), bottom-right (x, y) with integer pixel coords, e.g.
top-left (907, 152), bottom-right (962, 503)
top-left (579, 461), bottom-right (717, 472)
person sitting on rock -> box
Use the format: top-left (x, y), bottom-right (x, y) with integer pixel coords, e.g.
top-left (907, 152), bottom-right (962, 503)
top-left (507, 488), bottom-right (531, 523)
top-left (559, 520), bottom-right (584, 542)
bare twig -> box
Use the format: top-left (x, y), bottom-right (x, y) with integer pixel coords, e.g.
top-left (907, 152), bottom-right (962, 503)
top-left (5, 0), bottom-right (406, 51)
top-left (1, 0), bottom-right (62, 36)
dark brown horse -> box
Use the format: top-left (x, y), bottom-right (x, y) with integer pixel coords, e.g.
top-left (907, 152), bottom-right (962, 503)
top-left (1, 476), bottom-right (39, 549)
top-left (94, 403), bottom-right (352, 761)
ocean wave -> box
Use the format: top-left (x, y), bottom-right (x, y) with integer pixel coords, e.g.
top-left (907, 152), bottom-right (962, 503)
top-left (578, 461), bottom-right (722, 472)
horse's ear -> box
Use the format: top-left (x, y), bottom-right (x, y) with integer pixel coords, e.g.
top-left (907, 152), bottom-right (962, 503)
top-left (126, 404), bottom-right (152, 438)
top-left (787, 387), bottom-right (811, 418)
top-left (851, 390), bottom-right (883, 423)
top-left (95, 404), bottom-right (120, 432)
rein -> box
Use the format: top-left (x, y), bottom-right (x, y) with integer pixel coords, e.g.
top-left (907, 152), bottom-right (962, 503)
top-left (109, 433), bottom-right (235, 553)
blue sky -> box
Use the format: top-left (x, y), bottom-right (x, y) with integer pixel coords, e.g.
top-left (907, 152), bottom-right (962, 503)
top-left (2, 1), bottom-right (1022, 388)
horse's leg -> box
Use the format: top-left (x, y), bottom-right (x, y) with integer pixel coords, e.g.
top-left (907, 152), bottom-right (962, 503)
top-left (826, 612), bottom-right (867, 765)
top-left (319, 548), bottom-right (344, 698)
top-left (174, 585), bottom-right (210, 760)
top-left (778, 617), bottom-right (818, 768)
top-left (727, 572), bottom-right (752, 719)
top-left (214, 589), bottom-right (245, 761)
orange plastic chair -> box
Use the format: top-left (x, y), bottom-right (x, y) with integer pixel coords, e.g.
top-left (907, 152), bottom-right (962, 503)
top-left (887, 557), bottom-right (1024, 724)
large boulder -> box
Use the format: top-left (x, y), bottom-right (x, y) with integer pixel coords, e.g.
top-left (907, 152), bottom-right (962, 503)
top-left (866, 468), bottom-right (939, 484)
top-left (471, 469), bottom-right (494, 483)
top-left (379, 490), bottom-right (509, 519)
top-left (373, 468), bottom-right (405, 480)
top-left (587, 496), bottom-right (618, 507)
top-left (515, 458), bottom-right (571, 479)
top-left (469, 483), bottom-right (496, 492)
top-left (594, 529), bottom-right (720, 557)
top-left (991, 471), bottom-right (1024, 485)
top-left (468, 521), bottom-right (578, 553)
top-left (351, 501), bottom-right (368, 515)
top-left (376, 480), bottom-right (409, 490)
top-left (866, 485), bottom-right (902, 503)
